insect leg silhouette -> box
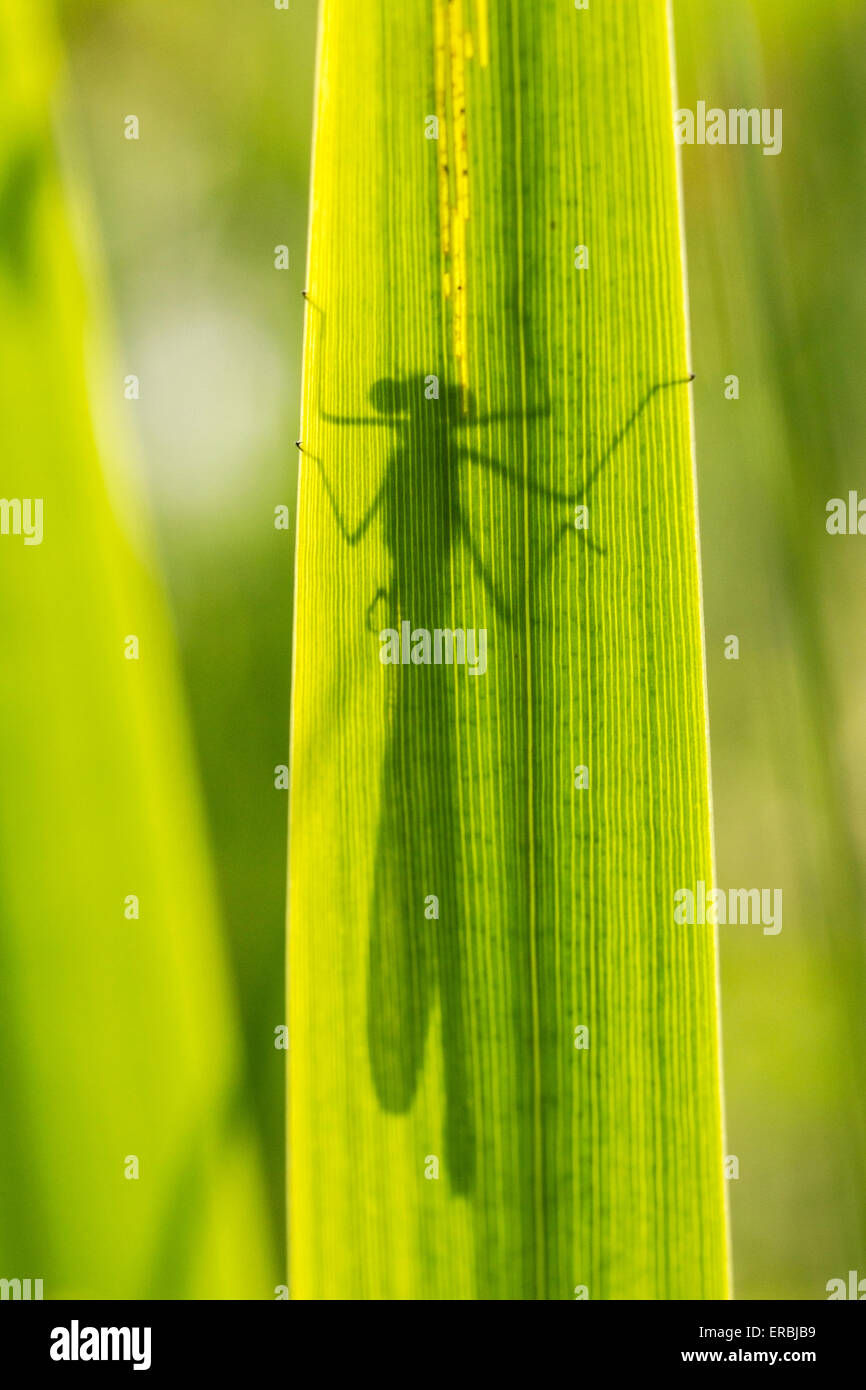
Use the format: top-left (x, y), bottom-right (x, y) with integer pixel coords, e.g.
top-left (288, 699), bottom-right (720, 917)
top-left (313, 457), bottom-right (385, 546)
top-left (584, 375), bottom-right (695, 492)
top-left (452, 508), bottom-right (518, 624)
top-left (458, 447), bottom-right (575, 505)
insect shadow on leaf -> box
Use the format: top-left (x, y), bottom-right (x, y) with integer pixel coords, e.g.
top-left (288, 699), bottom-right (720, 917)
top-left (306, 336), bottom-right (693, 1197)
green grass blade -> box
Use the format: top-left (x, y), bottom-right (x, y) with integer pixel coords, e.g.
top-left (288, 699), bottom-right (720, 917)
top-left (0, 0), bottom-right (273, 1298)
top-left (289, 0), bottom-right (728, 1299)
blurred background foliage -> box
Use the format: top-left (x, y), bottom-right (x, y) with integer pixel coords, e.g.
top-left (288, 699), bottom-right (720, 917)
top-left (1, 0), bottom-right (861, 1297)
top-left (53, 0), bottom-right (319, 1285)
top-left (0, 0), bottom-right (281, 1297)
top-left (673, 0), bottom-right (866, 1298)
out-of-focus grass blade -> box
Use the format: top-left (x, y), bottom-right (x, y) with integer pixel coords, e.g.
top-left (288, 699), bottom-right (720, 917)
top-left (289, 0), bottom-right (728, 1299)
top-left (0, 0), bottom-right (273, 1298)
top-left (674, 0), bottom-right (866, 1299)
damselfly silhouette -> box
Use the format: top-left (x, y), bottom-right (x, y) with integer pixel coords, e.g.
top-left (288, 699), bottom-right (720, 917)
top-left (311, 367), bottom-right (692, 1195)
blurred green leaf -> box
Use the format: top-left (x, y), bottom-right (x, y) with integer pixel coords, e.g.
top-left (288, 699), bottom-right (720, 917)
top-left (673, 0), bottom-right (866, 1299)
top-left (0, 0), bottom-right (273, 1298)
